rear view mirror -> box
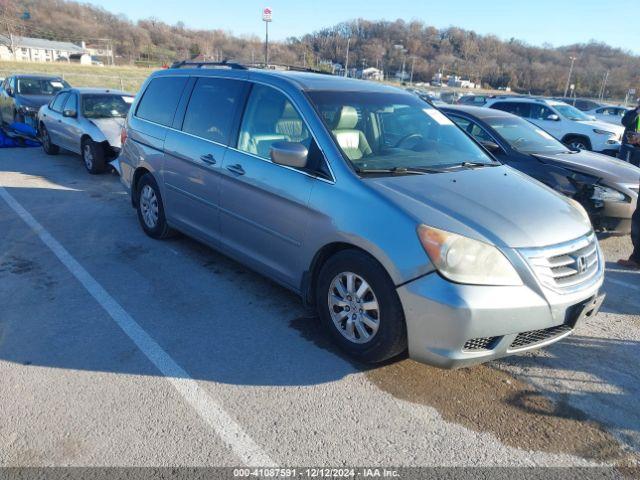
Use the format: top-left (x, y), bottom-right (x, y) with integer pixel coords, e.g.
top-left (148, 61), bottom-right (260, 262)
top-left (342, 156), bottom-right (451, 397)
top-left (63, 109), bottom-right (77, 118)
top-left (546, 114), bottom-right (560, 121)
top-left (480, 140), bottom-right (501, 153)
top-left (270, 141), bottom-right (308, 168)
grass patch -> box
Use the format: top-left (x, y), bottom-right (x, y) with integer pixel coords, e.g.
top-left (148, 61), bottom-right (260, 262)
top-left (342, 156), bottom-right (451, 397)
top-left (0, 61), bottom-right (156, 93)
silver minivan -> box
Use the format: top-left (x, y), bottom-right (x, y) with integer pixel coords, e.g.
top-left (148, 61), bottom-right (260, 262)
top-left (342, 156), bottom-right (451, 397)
top-left (117, 63), bottom-right (605, 368)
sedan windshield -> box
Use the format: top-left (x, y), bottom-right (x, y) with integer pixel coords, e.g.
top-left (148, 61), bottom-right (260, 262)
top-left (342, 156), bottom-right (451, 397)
top-left (487, 116), bottom-right (569, 154)
top-left (307, 91), bottom-right (496, 172)
top-left (17, 78), bottom-right (69, 96)
top-left (553, 104), bottom-right (591, 121)
top-left (82, 94), bottom-right (134, 119)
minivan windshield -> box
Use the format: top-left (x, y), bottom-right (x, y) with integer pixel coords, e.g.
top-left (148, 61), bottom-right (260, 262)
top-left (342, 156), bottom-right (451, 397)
top-left (487, 116), bottom-right (570, 154)
top-left (307, 91), bottom-right (496, 172)
top-left (82, 94), bottom-right (134, 119)
top-left (17, 78), bottom-right (69, 96)
top-left (553, 103), bottom-right (591, 121)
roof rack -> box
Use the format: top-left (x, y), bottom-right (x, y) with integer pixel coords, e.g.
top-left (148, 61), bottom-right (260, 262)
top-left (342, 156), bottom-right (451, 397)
top-left (249, 63), bottom-right (332, 75)
top-left (170, 60), bottom-right (248, 70)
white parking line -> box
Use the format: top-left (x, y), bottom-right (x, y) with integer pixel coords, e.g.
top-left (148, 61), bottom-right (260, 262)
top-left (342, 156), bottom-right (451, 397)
top-left (0, 186), bottom-right (275, 467)
top-left (606, 277), bottom-right (640, 293)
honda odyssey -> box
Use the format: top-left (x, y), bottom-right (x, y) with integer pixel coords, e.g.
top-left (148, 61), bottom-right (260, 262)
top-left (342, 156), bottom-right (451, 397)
top-left (117, 63), bottom-right (605, 368)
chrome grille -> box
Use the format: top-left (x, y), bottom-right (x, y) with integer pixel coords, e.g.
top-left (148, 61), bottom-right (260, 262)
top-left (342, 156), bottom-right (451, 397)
top-left (521, 233), bottom-right (600, 293)
top-left (509, 324), bottom-right (572, 350)
top-left (463, 336), bottom-right (500, 351)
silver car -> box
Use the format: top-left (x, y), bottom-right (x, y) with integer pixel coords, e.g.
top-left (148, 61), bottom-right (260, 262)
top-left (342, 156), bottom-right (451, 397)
top-left (37, 88), bottom-right (134, 174)
top-left (117, 63), bottom-right (605, 368)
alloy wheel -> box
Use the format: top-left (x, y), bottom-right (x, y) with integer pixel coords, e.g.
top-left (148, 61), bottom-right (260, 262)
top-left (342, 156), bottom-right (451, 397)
top-left (140, 185), bottom-right (159, 229)
top-left (83, 144), bottom-right (94, 170)
top-left (328, 271), bottom-right (380, 344)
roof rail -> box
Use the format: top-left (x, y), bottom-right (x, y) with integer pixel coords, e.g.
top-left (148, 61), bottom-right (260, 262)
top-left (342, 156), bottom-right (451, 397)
top-left (249, 63), bottom-right (332, 75)
top-left (170, 60), bottom-right (248, 70)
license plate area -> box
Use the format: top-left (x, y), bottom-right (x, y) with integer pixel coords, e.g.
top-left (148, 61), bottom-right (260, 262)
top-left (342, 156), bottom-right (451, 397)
top-left (565, 294), bottom-right (606, 328)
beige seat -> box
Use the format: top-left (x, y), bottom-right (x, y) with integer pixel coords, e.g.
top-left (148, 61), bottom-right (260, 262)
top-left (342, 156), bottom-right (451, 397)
top-left (332, 106), bottom-right (372, 161)
top-left (276, 103), bottom-right (306, 143)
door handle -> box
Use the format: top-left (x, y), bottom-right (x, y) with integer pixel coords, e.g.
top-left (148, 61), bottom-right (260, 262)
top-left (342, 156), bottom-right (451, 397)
top-left (226, 164), bottom-right (245, 175)
top-left (200, 153), bottom-right (216, 165)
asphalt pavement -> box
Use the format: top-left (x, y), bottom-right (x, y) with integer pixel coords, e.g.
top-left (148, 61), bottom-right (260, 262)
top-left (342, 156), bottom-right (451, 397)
top-left (0, 147), bottom-right (639, 469)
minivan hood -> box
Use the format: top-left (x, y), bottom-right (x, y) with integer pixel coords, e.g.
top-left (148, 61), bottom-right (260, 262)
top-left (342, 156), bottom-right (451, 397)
top-left (365, 165), bottom-right (591, 249)
top-left (534, 150), bottom-right (640, 186)
top-left (89, 117), bottom-right (125, 147)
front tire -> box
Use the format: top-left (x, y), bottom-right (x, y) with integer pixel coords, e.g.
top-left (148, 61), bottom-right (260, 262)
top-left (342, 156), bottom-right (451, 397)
top-left (82, 138), bottom-right (106, 174)
top-left (136, 173), bottom-right (173, 239)
top-left (40, 124), bottom-right (59, 155)
top-left (316, 250), bottom-right (407, 363)
top-left (565, 136), bottom-right (592, 151)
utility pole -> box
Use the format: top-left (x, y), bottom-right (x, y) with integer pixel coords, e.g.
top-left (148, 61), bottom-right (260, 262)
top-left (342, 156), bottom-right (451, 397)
top-left (409, 56), bottom-right (415, 85)
top-left (344, 37), bottom-right (351, 77)
top-left (262, 7), bottom-right (272, 65)
top-left (563, 56), bottom-right (577, 98)
top-left (599, 71), bottom-right (609, 100)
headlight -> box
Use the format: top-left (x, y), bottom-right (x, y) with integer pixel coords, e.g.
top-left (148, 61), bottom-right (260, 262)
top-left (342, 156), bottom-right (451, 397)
top-left (593, 129), bottom-right (614, 136)
top-left (19, 105), bottom-right (38, 113)
top-left (591, 185), bottom-right (626, 202)
top-left (417, 225), bottom-right (522, 286)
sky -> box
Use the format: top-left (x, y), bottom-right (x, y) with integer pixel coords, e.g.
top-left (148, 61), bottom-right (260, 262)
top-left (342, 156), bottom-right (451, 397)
top-left (92, 0), bottom-right (638, 53)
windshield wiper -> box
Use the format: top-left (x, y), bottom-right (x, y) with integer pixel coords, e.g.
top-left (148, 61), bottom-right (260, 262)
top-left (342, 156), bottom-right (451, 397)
top-left (357, 166), bottom-right (445, 175)
top-left (457, 161), bottom-right (500, 169)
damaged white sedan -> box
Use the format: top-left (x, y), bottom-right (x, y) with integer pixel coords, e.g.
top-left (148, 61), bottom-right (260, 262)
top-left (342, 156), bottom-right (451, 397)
top-left (37, 88), bottom-right (134, 174)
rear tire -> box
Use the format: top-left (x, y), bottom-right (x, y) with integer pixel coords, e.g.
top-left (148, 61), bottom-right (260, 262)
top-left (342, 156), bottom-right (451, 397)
top-left (136, 173), bottom-right (173, 239)
top-left (40, 124), bottom-right (59, 155)
top-left (315, 249), bottom-right (407, 364)
top-left (82, 138), bottom-right (106, 174)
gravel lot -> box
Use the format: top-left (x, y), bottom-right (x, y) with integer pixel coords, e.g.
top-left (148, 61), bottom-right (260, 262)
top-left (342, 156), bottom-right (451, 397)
top-left (0, 147), bottom-right (639, 469)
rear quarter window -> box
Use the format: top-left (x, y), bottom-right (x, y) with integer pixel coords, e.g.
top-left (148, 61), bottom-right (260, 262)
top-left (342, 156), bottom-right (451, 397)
top-left (135, 76), bottom-right (188, 127)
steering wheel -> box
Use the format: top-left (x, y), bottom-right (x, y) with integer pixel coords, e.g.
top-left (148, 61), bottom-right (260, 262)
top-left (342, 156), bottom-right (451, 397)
top-left (394, 133), bottom-right (424, 149)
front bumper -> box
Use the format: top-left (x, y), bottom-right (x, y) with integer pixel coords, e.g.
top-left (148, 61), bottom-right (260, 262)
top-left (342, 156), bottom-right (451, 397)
top-left (398, 271), bottom-right (604, 369)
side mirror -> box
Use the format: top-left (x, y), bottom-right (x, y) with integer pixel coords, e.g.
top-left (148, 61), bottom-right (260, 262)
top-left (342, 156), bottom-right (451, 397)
top-left (5, 87), bottom-right (13, 97)
top-left (270, 141), bottom-right (308, 168)
top-left (63, 109), bottom-right (77, 118)
top-left (546, 114), bottom-right (560, 121)
top-left (480, 140), bottom-right (501, 153)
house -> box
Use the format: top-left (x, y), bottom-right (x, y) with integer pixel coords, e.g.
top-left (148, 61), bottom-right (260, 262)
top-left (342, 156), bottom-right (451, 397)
top-left (359, 67), bottom-right (384, 81)
top-left (447, 75), bottom-right (477, 89)
top-left (0, 35), bottom-right (86, 63)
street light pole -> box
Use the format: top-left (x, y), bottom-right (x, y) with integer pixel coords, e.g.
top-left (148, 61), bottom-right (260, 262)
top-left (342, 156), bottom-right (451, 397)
top-left (262, 7), bottom-right (272, 66)
top-left (563, 56), bottom-right (577, 98)
top-left (409, 56), bottom-right (415, 85)
top-left (344, 37), bottom-right (350, 77)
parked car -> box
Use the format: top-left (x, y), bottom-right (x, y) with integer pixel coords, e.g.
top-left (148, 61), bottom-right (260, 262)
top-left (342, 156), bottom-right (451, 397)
top-left (442, 105), bottom-right (639, 234)
top-left (0, 74), bottom-right (70, 129)
top-left (584, 105), bottom-right (630, 126)
top-left (485, 96), bottom-right (625, 155)
top-left (456, 94), bottom-right (490, 106)
top-left (117, 63), bottom-right (604, 369)
top-left (38, 88), bottom-right (134, 174)
top-left (552, 97), bottom-right (603, 112)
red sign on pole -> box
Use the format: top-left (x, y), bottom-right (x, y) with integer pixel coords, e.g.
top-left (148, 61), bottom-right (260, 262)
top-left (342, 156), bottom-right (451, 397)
top-left (262, 7), bottom-right (272, 22)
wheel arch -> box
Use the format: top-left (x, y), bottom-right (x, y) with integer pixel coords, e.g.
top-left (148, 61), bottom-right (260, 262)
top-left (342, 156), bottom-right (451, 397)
top-left (302, 242), bottom-right (394, 307)
top-left (562, 134), bottom-right (592, 150)
top-left (131, 166), bottom-right (152, 207)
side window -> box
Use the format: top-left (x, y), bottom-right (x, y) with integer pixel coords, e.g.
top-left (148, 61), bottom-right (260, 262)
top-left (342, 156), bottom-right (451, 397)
top-left (51, 92), bottom-right (69, 113)
top-left (238, 84), bottom-right (312, 159)
top-left (468, 123), bottom-right (493, 142)
top-left (64, 93), bottom-right (77, 113)
top-left (182, 77), bottom-right (245, 144)
top-left (530, 104), bottom-right (555, 120)
top-left (136, 76), bottom-right (188, 127)
top-left (450, 115), bottom-right (472, 131)
top-left (237, 84), bottom-right (328, 177)
top-left (491, 102), bottom-right (531, 118)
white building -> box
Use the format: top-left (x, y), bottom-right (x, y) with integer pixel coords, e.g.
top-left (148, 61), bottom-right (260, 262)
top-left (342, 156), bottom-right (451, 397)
top-left (0, 35), bottom-right (86, 63)
top-left (360, 67), bottom-right (384, 81)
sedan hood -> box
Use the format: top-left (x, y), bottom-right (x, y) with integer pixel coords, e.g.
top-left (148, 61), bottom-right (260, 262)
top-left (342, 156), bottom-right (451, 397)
top-left (365, 166), bottom-right (591, 248)
top-left (535, 150), bottom-right (640, 186)
top-left (89, 117), bottom-right (125, 148)
top-left (16, 94), bottom-right (53, 108)
top-left (578, 119), bottom-right (624, 134)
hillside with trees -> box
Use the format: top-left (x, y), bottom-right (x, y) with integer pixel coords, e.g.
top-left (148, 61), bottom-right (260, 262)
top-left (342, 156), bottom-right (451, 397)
top-left (1, 0), bottom-right (639, 99)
